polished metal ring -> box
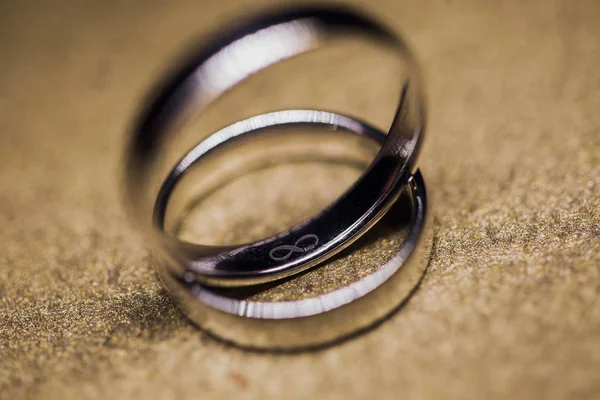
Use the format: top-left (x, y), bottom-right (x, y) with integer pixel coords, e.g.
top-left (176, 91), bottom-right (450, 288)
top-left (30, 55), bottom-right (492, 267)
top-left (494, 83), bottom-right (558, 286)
top-left (155, 110), bottom-right (432, 350)
top-left (126, 6), bottom-right (426, 286)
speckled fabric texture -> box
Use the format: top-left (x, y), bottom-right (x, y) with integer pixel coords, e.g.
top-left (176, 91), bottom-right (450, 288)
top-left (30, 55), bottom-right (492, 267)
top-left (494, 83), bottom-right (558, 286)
top-left (0, 0), bottom-right (599, 399)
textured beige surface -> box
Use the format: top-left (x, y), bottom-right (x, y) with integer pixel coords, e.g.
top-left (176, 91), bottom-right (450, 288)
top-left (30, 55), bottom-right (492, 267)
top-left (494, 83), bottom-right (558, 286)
top-left (1, 0), bottom-right (599, 399)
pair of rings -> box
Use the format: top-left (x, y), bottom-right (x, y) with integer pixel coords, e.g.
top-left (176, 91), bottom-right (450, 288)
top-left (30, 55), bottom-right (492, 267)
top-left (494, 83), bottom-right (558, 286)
top-left (125, 6), bottom-right (432, 350)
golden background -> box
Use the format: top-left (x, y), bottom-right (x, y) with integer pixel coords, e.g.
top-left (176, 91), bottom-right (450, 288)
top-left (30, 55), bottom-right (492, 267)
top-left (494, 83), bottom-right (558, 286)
top-left (1, 0), bottom-right (599, 398)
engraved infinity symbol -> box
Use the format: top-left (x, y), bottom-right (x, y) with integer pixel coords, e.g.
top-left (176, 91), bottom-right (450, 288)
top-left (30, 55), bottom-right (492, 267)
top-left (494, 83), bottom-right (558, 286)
top-left (269, 234), bottom-right (320, 262)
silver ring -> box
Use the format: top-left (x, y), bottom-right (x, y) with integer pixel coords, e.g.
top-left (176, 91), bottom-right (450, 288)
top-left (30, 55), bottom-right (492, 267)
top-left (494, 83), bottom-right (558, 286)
top-left (125, 6), bottom-right (426, 287)
top-left (154, 110), bottom-right (432, 350)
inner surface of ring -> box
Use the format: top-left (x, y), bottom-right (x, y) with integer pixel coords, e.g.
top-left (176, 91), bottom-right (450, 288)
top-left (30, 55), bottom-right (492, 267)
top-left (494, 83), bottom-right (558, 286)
top-left (154, 110), bottom-right (417, 286)
top-left (166, 123), bottom-right (411, 302)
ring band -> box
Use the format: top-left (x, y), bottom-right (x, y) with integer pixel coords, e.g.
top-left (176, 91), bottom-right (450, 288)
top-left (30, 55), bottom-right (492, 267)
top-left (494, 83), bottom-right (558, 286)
top-left (125, 6), bottom-right (426, 286)
top-left (154, 110), bottom-right (432, 350)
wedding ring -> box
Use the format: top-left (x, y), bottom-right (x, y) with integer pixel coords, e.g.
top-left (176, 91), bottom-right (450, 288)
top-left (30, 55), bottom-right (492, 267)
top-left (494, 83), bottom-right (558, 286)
top-left (155, 110), bottom-right (432, 350)
top-left (125, 6), bottom-right (426, 286)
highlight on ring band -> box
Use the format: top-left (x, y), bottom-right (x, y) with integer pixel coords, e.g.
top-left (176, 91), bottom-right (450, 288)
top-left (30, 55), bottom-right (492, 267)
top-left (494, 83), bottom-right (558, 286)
top-left (124, 5), bottom-right (433, 350)
top-left (195, 20), bottom-right (319, 100)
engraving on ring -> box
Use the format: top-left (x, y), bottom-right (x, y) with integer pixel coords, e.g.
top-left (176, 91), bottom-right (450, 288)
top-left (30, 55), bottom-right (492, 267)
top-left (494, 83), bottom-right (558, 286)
top-left (269, 234), bottom-right (319, 262)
